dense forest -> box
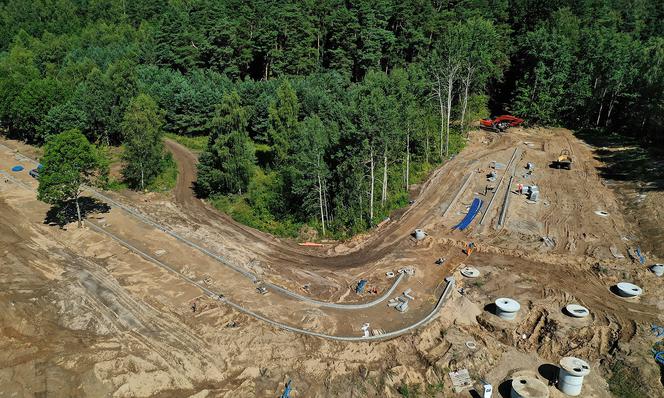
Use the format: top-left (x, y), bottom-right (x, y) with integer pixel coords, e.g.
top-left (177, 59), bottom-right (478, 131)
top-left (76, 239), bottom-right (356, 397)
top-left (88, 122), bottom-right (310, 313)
top-left (0, 0), bottom-right (662, 237)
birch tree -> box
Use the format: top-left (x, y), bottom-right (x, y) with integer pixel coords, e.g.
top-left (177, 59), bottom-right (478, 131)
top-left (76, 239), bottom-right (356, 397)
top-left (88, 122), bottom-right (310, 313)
top-left (121, 94), bottom-right (165, 190)
top-left (458, 17), bottom-right (505, 135)
top-left (292, 115), bottom-right (330, 235)
top-left (428, 24), bottom-right (463, 158)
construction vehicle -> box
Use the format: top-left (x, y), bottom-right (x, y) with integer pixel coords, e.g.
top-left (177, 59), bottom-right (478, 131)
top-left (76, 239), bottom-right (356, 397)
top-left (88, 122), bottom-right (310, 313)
top-left (480, 115), bottom-right (524, 132)
top-left (29, 164), bottom-right (43, 179)
top-left (552, 149), bottom-right (573, 170)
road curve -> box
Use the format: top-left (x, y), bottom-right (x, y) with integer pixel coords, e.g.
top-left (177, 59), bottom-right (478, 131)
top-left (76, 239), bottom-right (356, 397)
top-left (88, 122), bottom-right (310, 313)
top-left (0, 167), bottom-right (455, 340)
top-left (162, 138), bottom-right (514, 270)
top-left (0, 144), bottom-right (408, 310)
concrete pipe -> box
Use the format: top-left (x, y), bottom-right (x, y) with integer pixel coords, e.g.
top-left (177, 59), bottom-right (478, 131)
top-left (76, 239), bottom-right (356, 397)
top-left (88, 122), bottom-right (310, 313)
top-left (558, 357), bottom-right (590, 396)
top-left (460, 266), bottom-right (480, 278)
top-left (564, 304), bottom-right (589, 318)
top-left (414, 229), bottom-right (427, 240)
top-left (651, 264), bottom-right (664, 277)
top-left (615, 282), bottom-right (643, 297)
top-left (510, 375), bottom-right (549, 398)
top-left (495, 298), bottom-right (520, 320)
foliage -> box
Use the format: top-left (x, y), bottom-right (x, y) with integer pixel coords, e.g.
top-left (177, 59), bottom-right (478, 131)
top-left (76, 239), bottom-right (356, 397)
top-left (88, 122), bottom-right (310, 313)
top-left (397, 383), bottom-right (421, 398)
top-left (164, 132), bottom-right (208, 152)
top-left (37, 130), bottom-right (107, 226)
top-left (608, 360), bottom-right (649, 398)
top-left (196, 90), bottom-right (255, 196)
top-left (147, 153), bottom-right (178, 192)
top-left (121, 93), bottom-right (165, 190)
top-left (10, 78), bottom-right (64, 143)
top-left (2, 0), bottom-right (662, 236)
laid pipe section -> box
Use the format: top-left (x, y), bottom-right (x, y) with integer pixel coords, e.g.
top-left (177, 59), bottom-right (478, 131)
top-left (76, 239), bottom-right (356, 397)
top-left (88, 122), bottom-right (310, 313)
top-left (453, 197), bottom-right (483, 230)
top-left (265, 272), bottom-right (405, 310)
top-left (0, 144), bottom-right (405, 310)
top-left (223, 277), bottom-right (455, 342)
top-left (442, 172), bottom-right (473, 217)
top-left (479, 147), bottom-right (520, 225)
top-left (558, 357), bottom-right (590, 396)
top-left (71, 216), bottom-right (460, 342)
top-left (498, 175), bottom-right (514, 227)
top-left (2, 165), bottom-right (457, 339)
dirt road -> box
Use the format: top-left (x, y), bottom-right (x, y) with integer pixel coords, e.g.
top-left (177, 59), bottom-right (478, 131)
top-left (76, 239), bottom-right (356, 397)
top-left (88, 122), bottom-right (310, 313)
top-left (0, 128), bottom-right (661, 397)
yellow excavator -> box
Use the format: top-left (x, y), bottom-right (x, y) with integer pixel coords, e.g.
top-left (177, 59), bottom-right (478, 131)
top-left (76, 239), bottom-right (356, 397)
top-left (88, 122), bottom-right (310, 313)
top-left (553, 149), bottom-right (573, 170)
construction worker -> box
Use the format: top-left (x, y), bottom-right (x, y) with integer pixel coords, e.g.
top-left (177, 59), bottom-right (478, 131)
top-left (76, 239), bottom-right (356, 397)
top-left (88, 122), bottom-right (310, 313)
top-left (465, 242), bottom-right (475, 256)
top-left (517, 183), bottom-right (523, 195)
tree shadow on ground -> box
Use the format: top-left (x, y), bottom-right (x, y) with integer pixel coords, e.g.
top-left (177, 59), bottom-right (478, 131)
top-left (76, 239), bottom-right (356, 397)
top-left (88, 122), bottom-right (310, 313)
top-left (573, 129), bottom-right (664, 191)
top-left (44, 196), bottom-right (111, 227)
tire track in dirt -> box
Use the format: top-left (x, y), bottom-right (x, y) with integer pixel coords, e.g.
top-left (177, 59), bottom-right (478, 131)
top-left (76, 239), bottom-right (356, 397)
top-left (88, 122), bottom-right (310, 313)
top-left (164, 136), bottom-right (518, 270)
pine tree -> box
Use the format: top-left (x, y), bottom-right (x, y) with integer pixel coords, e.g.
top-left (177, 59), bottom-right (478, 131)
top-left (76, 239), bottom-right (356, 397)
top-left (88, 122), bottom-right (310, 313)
top-left (197, 90), bottom-right (255, 196)
top-left (121, 93), bottom-right (165, 190)
top-left (266, 80), bottom-right (300, 165)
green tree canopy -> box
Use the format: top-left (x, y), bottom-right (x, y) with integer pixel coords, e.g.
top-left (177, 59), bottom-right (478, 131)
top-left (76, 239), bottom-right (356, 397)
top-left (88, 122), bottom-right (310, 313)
top-left (266, 80), bottom-right (300, 165)
top-left (121, 93), bottom-right (165, 190)
top-left (37, 129), bottom-right (107, 226)
top-left (197, 90), bottom-right (255, 196)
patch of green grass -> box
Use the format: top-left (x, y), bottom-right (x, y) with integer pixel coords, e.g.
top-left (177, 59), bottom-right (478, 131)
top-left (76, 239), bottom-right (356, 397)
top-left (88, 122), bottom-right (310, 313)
top-left (164, 132), bottom-right (208, 152)
top-left (608, 360), bottom-right (649, 398)
top-left (425, 382), bottom-right (444, 396)
top-left (472, 279), bottom-right (485, 288)
top-left (398, 384), bottom-right (421, 398)
top-left (147, 154), bottom-right (178, 192)
top-left (105, 178), bottom-right (128, 191)
top-left (209, 194), bottom-right (302, 238)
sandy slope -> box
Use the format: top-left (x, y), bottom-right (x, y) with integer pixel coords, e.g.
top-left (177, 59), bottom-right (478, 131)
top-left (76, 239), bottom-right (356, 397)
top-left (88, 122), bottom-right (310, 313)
top-left (0, 127), bottom-right (662, 397)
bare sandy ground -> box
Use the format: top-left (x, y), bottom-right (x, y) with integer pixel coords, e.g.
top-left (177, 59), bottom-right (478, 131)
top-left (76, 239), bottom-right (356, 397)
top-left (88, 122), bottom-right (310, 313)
top-left (0, 127), bottom-right (662, 397)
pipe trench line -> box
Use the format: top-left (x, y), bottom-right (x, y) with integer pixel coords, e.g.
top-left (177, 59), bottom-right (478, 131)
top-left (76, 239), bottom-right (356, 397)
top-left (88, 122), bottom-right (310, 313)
top-left (87, 216), bottom-right (455, 341)
top-left (0, 143), bottom-right (404, 309)
top-left (479, 147), bottom-right (520, 226)
top-left (2, 152), bottom-right (455, 341)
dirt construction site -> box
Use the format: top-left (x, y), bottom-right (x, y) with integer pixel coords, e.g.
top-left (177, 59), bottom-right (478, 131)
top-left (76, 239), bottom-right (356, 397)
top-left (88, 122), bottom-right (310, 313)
top-left (0, 127), bottom-right (662, 397)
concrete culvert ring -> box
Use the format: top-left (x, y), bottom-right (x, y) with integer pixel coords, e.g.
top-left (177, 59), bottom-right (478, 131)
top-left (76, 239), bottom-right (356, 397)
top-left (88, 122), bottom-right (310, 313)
top-left (495, 298), bottom-right (520, 320)
top-left (565, 304), bottom-right (590, 318)
top-left (650, 264), bottom-right (664, 276)
top-left (413, 229), bottom-right (427, 240)
top-left (460, 266), bottom-right (480, 278)
top-left (511, 376), bottom-right (549, 398)
top-left (615, 282), bottom-right (643, 297)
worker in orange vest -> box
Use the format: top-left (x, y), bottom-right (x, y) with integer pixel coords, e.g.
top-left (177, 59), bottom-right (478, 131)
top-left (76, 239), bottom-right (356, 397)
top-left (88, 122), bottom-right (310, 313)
top-left (465, 242), bottom-right (475, 256)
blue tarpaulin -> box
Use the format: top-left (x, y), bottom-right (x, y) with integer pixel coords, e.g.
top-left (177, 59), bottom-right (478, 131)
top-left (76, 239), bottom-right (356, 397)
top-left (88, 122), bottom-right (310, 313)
top-left (281, 380), bottom-right (292, 398)
top-left (636, 247), bottom-right (646, 264)
top-left (453, 198), bottom-right (483, 230)
top-left (356, 279), bottom-right (368, 293)
top-left (11, 165), bottom-right (24, 172)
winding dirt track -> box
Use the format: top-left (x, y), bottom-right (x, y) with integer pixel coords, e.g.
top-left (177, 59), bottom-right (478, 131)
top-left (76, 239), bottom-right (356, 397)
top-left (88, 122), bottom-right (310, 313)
top-left (164, 132), bottom-right (661, 327)
top-left (164, 138), bottom-right (511, 270)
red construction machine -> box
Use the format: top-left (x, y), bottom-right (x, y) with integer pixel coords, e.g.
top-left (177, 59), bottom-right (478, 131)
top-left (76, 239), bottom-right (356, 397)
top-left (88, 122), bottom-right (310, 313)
top-left (480, 115), bottom-right (524, 132)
